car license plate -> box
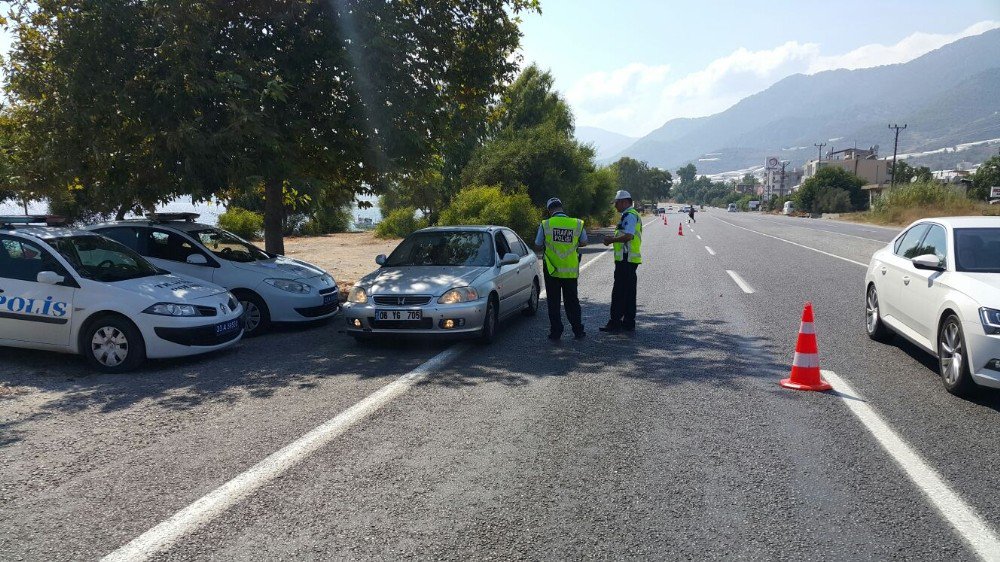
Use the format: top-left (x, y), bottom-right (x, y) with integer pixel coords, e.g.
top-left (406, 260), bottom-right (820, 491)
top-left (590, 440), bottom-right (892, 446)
top-left (376, 310), bottom-right (422, 321)
top-left (215, 319), bottom-right (240, 335)
top-left (323, 293), bottom-right (337, 305)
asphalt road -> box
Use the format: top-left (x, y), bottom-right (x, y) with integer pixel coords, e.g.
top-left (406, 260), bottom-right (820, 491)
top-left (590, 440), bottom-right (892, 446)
top-left (3, 209), bottom-right (1000, 560)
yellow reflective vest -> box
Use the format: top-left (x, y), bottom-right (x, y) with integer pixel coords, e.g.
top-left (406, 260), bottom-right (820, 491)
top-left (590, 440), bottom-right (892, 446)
top-left (542, 215), bottom-right (584, 278)
top-left (613, 207), bottom-right (642, 264)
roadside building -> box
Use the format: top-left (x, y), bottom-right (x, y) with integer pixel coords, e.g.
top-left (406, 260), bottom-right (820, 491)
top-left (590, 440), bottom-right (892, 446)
top-left (803, 147), bottom-right (891, 205)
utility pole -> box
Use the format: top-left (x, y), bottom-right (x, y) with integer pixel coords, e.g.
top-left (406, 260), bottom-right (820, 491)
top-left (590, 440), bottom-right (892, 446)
top-left (888, 123), bottom-right (907, 189)
top-left (779, 161), bottom-right (789, 199)
top-left (814, 142), bottom-right (826, 163)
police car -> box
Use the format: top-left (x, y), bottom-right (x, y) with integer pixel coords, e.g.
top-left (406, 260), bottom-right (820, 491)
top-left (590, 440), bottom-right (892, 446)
top-left (88, 214), bottom-right (340, 336)
top-left (1, 216), bottom-right (243, 372)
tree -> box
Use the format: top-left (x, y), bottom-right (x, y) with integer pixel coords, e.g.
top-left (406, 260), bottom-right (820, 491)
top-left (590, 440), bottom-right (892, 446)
top-left (676, 163), bottom-right (697, 185)
top-left (611, 157), bottom-right (671, 205)
top-left (794, 167), bottom-right (867, 213)
top-left (4, 0), bottom-right (539, 254)
top-left (740, 172), bottom-right (760, 187)
top-left (970, 156), bottom-right (1000, 201)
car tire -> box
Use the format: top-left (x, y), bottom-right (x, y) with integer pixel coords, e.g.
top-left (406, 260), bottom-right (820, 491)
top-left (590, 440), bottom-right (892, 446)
top-left (82, 314), bottom-right (146, 373)
top-left (938, 314), bottom-right (977, 396)
top-left (480, 296), bottom-right (499, 344)
top-left (865, 284), bottom-right (893, 342)
top-left (522, 279), bottom-right (539, 317)
top-left (236, 291), bottom-right (271, 337)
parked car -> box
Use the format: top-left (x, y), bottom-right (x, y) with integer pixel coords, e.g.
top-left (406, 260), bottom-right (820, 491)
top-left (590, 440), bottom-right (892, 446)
top-left (864, 217), bottom-right (1000, 395)
top-left (1, 216), bottom-right (242, 371)
top-left (727, 204), bottom-right (738, 212)
top-left (783, 201), bottom-right (795, 215)
top-left (88, 214), bottom-right (339, 336)
top-left (343, 226), bottom-right (539, 342)
top-left (657, 207), bottom-right (666, 215)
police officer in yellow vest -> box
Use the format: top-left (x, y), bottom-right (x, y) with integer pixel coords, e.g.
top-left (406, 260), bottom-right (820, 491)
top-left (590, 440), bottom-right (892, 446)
top-left (600, 190), bottom-right (642, 333)
top-left (535, 197), bottom-right (587, 340)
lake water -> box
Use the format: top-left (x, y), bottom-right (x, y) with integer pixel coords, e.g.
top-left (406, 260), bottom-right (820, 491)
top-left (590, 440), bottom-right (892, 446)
top-left (0, 195), bottom-right (382, 229)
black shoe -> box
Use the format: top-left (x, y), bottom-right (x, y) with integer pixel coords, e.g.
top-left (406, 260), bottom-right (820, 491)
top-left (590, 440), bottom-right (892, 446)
top-left (548, 332), bottom-right (562, 340)
top-left (598, 324), bottom-right (621, 333)
top-left (622, 324), bottom-right (636, 332)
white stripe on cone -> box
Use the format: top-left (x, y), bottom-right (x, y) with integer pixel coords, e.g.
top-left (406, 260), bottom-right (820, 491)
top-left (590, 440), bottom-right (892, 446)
top-left (792, 352), bottom-right (820, 369)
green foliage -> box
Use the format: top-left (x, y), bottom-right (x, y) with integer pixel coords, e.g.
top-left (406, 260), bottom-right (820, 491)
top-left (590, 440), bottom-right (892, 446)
top-left (794, 167), bottom-right (867, 213)
top-left (970, 156), bottom-right (1000, 201)
top-left (375, 207), bottom-right (428, 239)
top-left (611, 157), bottom-right (672, 206)
top-left (868, 179), bottom-right (977, 224)
top-left (891, 161), bottom-right (933, 185)
top-left (438, 185), bottom-right (540, 241)
top-left (298, 205), bottom-right (352, 236)
top-left (218, 207), bottom-right (265, 240)
top-left (676, 164), bottom-right (697, 185)
top-left (495, 65), bottom-right (574, 136)
top-left (813, 188), bottom-right (852, 213)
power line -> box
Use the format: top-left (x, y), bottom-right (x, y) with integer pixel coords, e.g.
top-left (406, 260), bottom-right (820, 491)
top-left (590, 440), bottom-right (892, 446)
top-left (814, 143), bottom-right (826, 163)
top-left (889, 123), bottom-right (907, 189)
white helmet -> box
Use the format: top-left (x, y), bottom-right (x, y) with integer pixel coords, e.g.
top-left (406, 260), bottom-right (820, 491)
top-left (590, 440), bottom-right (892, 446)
top-left (614, 190), bottom-right (632, 201)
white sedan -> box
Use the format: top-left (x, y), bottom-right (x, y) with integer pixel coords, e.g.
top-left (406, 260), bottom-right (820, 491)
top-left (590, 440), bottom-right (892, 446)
top-left (864, 217), bottom-right (1000, 395)
top-left (1, 220), bottom-right (243, 372)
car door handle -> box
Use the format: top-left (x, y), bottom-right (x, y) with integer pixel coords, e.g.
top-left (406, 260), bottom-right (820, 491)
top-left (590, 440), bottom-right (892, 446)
top-left (880, 267), bottom-right (887, 275)
top-left (902, 276), bottom-right (910, 285)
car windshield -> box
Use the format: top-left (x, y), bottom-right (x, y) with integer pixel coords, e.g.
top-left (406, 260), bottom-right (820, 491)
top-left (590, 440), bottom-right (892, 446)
top-left (192, 229), bottom-right (270, 263)
top-left (50, 235), bottom-right (160, 282)
top-left (954, 228), bottom-right (1000, 273)
top-left (385, 231), bottom-right (493, 267)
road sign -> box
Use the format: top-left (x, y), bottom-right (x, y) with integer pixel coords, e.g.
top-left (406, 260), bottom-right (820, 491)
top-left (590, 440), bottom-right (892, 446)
top-left (766, 157), bottom-right (780, 171)
top-left (991, 186), bottom-right (1000, 199)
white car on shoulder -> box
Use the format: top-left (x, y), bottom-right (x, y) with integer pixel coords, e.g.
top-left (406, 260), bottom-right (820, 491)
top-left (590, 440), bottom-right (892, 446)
top-left (0, 217), bottom-right (243, 372)
top-left (864, 217), bottom-right (1000, 395)
top-left (88, 214), bottom-right (340, 336)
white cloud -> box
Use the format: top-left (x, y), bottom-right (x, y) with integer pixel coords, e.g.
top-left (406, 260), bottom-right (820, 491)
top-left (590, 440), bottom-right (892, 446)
top-left (569, 20), bottom-right (1000, 138)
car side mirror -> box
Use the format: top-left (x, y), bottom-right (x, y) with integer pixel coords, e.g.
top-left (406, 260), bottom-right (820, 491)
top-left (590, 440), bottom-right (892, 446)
top-left (375, 254), bottom-right (387, 266)
top-left (37, 271), bottom-right (65, 285)
top-left (912, 254), bottom-right (945, 271)
top-left (186, 254), bottom-right (208, 265)
top-left (500, 252), bottom-right (520, 266)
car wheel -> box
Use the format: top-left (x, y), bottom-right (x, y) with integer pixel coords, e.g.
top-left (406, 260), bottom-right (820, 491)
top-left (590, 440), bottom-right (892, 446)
top-left (865, 284), bottom-right (893, 342)
top-left (237, 291), bottom-right (271, 337)
top-left (480, 296), bottom-right (499, 344)
top-left (82, 315), bottom-right (146, 373)
top-left (939, 314), bottom-right (977, 396)
top-left (522, 279), bottom-right (539, 317)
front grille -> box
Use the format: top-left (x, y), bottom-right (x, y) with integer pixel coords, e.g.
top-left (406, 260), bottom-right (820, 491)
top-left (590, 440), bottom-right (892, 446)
top-left (373, 295), bottom-right (432, 306)
top-left (319, 286), bottom-right (338, 295)
top-left (295, 301), bottom-right (340, 318)
top-left (195, 305), bottom-right (218, 317)
top-left (154, 324), bottom-right (242, 346)
top-left (369, 317), bottom-right (434, 330)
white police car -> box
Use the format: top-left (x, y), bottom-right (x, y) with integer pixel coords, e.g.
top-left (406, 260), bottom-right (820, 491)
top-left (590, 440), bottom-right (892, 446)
top-left (0, 216), bottom-right (243, 372)
top-left (88, 214), bottom-right (340, 336)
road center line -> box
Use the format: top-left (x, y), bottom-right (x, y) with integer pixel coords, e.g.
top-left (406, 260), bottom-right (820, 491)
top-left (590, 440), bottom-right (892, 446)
top-left (696, 234), bottom-right (702, 240)
top-left (726, 270), bottom-right (755, 294)
top-left (705, 246), bottom-right (716, 256)
top-left (105, 250), bottom-right (612, 561)
top-left (714, 216), bottom-right (868, 268)
top-left (822, 370), bottom-right (1000, 561)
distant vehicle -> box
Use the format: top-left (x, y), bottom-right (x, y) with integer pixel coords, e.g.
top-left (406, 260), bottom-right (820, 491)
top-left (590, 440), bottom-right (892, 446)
top-left (783, 201), bottom-right (795, 215)
top-left (679, 205), bottom-right (691, 213)
top-left (864, 217), bottom-right (1000, 395)
top-left (344, 226), bottom-right (539, 343)
top-left (89, 213), bottom-right (339, 337)
top-left (657, 207), bottom-right (666, 215)
top-left (1, 216), bottom-right (242, 372)
top-left (727, 204), bottom-right (738, 212)
top-left (748, 200), bottom-right (760, 211)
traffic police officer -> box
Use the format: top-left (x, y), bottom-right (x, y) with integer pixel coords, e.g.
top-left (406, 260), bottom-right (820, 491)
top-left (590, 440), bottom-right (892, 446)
top-left (535, 197), bottom-right (587, 340)
top-left (600, 190), bottom-right (642, 333)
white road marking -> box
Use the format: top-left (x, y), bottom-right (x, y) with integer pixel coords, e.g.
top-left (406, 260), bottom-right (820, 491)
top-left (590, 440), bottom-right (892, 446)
top-left (696, 235), bottom-right (702, 240)
top-left (822, 370), bottom-right (1000, 561)
top-left (705, 246), bottom-right (716, 256)
top-left (714, 216), bottom-right (867, 268)
top-left (107, 249), bottom-right (614, 561)
top-left (726, 270), bottom-right (755, 294)
top-left (748, 215), bottom-right (887, 243)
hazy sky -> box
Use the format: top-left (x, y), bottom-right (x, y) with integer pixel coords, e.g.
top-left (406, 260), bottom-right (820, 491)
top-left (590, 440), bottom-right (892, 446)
top-left (519, 0), bottom-right (1000, 137)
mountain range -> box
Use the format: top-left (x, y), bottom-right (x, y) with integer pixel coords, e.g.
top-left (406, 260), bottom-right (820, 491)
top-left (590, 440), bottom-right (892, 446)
top-left (602, 28), bottom-right (1000, 174)
top-left (575, 126), bottom-right (637, 160)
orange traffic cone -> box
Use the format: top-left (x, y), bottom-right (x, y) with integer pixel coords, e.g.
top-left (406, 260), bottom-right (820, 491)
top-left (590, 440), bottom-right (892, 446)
top-left (780, 302), bottom-right (832, 391)
top-left (677, 224), bottom-right (684, 236)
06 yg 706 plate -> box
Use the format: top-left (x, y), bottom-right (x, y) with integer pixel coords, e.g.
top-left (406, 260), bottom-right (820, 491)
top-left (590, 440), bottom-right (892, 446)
top-left (376, 310), bottom-right (422, 321)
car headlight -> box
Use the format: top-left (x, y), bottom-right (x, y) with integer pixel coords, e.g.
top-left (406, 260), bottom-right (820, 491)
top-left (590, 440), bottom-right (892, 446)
top-left (143, 303), bottom-right (201, 316)
top-left (348, 286), bottom-right (369, 304)
top-left (438, 287), bottom-right (479, 304)
top-left (264, 278), bottom-right (311, 294)
top-left (980, 307), bottom-right (1000, 335)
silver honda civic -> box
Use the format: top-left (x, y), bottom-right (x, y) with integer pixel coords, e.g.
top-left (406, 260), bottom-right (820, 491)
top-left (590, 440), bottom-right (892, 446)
top-left (343, 226), bottom-right (540, 342)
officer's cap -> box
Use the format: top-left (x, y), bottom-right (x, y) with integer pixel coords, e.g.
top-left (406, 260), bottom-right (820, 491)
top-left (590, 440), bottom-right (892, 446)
top-left (546, 197), bottom-right (563, 210)
top-left (614, 190), bottom-right (632, 201)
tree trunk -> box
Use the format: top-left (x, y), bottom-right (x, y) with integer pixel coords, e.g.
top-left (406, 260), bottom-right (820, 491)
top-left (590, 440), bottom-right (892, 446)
top-left (263, 178), bottom-right (285, 255)
top-left (115, 204), bottom-right (129, 221)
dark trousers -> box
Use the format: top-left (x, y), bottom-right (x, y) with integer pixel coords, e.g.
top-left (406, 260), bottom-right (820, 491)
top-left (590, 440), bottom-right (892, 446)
top-left (544, 271), bottom-right (583, 335)
top-left (609, 260), bottom-right (638, 328)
